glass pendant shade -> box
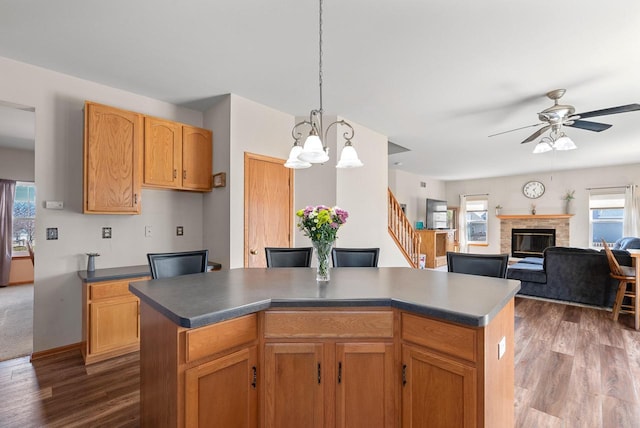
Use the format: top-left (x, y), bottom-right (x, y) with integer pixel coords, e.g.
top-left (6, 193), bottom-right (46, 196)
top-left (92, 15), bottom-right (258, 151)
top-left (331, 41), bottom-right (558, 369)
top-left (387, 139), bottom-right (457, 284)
top-left (532, 140), bottom-right (553, 154)
top-left (553, 134), bottom-right (577, 151)
top-left (285, 143), bottom-right (312, 169)
top-left (298, 133), bottom-right (329, 163)
top-left (336, 143), bottom-right (363, 168)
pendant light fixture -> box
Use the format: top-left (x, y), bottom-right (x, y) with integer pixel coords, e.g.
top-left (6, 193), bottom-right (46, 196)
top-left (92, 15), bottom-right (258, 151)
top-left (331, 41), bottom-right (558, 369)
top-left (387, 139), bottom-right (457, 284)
top-left (285, 0), bottom-right (363, 169)
top-left (532, 126), bottom-right (577, 154)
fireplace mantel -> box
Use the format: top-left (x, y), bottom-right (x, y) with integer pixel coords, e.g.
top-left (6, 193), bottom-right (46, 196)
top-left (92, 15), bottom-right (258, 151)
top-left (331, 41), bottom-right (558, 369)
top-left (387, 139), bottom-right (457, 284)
top-left (497, 214), bottom-right (573, 220)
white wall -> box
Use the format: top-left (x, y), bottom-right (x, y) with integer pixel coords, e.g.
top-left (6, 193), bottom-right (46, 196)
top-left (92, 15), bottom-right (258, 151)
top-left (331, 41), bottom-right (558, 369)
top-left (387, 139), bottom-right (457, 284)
top-left (334, 118), bottom-right (408, 267)
top-left (0, 56), bottom-right (206, 352)
top-left (227, 95), bottom-right (295, 268)
top-left (388, 169), bottom-right (447, 227)
top-left (203, 96), bottom-right (231, 270)
top-left (445, 163), bottom-right (640, 252)
top-left (0, 147), bottom-right (34, 181)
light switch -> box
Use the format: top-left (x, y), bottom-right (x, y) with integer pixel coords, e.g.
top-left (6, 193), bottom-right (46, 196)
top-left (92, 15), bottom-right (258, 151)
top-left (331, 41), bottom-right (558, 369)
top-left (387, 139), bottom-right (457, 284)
top-left (145, 225), bottom-right (152, 238)
top-left (102, 227), bottom-right (112, 239)
top-left (176, 226), bottom-right (184, 236)
top-left (45, 200), bottom-right (64, 209)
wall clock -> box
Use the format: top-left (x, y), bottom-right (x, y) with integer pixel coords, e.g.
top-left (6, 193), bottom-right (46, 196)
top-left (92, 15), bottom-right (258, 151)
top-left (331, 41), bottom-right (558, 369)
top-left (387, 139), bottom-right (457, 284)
top-left (523, 180), bottom-right (545, 199)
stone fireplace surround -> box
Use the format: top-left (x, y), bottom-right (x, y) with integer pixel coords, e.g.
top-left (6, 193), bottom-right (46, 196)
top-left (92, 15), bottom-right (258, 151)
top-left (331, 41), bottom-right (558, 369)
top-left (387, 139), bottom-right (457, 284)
top-left (497, 214), bottom-right (572, 257)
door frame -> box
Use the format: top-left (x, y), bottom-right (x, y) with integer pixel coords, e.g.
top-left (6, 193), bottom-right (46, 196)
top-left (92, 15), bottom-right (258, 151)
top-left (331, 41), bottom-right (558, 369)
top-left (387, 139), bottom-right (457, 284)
top-left (243, 152), bottom-right (294, 267)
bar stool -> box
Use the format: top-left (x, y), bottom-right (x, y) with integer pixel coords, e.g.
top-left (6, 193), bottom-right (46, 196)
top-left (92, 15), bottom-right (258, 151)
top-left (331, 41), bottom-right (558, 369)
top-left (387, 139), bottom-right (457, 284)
top-left (602, 239), bottom-right (638, 330)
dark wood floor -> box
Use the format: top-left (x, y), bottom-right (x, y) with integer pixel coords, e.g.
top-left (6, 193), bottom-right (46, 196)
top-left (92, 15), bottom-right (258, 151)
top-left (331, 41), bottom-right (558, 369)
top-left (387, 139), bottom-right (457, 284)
top-left (1, 297), bottom-right (639, 427)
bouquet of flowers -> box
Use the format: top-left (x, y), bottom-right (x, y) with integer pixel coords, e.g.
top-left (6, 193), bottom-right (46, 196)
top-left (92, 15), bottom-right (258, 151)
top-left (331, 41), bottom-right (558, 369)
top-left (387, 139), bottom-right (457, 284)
top-left (296, 205), bottom-right (349, 281)
top-left (296, 205), bottom-right (349, 242)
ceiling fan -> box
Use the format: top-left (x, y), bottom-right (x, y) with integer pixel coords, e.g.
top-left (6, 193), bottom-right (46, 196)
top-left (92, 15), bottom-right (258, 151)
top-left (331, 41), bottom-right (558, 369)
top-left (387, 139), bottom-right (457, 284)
top-left (489, 89), bottom-right (640, 145)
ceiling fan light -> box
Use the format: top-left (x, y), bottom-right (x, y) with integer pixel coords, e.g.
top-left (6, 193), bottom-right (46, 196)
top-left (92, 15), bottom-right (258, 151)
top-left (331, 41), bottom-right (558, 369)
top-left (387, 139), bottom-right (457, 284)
top-left (285, 143), bottom-right (312, 169)
top-left (298, 133), bottom-right (329, 163)
top-left (554, 134), bottom-right (577, 151)
top-left (336, 142), bottom-right (363, 168)
top-left (532, 140), bottom-right (553, 154)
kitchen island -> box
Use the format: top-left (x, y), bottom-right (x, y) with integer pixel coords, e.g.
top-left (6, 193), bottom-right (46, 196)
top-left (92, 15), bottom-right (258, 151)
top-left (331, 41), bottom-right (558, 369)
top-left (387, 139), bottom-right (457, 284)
top-left (130, 267), bottom-right (520, 427)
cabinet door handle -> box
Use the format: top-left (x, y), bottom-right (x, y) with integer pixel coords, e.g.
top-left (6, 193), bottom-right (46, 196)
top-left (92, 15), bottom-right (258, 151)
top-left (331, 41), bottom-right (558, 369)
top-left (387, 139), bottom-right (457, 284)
top-left (173, 169), bottom-right (177, 179)
top-left (134, 193), bottom-right (138, 204)
top-left (317, 363), bottom-right (321, 384)
top-left (402, 364), bottom-right (407, 386)
top-left (251, 366), bottom-right (257, 389)
top-left (338, 362), bottom-right (342, 384)
top-left (183, 170), bottom-right (187, 180)
top-left (249, 249), bottom-right (258, 255)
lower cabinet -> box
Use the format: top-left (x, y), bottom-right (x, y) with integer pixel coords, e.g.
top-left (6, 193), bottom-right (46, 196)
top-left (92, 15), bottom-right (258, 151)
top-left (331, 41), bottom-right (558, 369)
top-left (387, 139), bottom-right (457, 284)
top-left (263, 341), bottom-right (395, 428)
top-left (82, 276), bottom-right (149, 365)
top-left (401, 344), bottom-right (477, 428)
top-left (185, 346), bottom-right (258, 428)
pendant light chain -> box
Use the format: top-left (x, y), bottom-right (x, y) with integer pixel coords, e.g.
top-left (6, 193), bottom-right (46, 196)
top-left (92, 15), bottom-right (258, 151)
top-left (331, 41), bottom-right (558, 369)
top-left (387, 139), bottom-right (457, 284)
top-left (285, 0), bottom-right (363, 169)
top-left (318, 0), bottom-right (323, 115)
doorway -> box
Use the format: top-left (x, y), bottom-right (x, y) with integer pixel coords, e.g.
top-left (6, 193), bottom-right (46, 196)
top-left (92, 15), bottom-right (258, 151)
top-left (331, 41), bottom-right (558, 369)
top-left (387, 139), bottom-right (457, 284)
top-left (0, 101), bottom-right (35, 361)
top-left (244, 152), bottom-right (293, 268)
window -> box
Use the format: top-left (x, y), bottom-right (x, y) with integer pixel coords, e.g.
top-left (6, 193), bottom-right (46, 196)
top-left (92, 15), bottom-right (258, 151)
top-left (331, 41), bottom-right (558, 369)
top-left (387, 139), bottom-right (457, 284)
top-left (589, 191), bottom-right (624, 248)
top-left (12, 182), bottom-right (36, 251)
top-left (465, 198), bottom-right (488, 244)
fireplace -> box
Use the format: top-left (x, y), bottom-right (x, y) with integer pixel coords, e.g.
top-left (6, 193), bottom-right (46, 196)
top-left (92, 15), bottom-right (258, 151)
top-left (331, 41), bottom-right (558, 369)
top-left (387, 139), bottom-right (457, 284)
top-left (511, 228), bottom-right (556, 258)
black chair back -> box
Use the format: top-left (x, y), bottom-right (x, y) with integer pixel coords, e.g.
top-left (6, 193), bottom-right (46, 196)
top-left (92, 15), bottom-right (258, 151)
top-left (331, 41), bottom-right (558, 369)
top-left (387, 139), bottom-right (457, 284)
top-left (147, 250), bottom-right (209, 279)
top-left (265, 247), bottom-right (313, 267)
top-left (446, 252), bottom-right (509, 278)
top-left (332, 248), bottom-right (380, 267)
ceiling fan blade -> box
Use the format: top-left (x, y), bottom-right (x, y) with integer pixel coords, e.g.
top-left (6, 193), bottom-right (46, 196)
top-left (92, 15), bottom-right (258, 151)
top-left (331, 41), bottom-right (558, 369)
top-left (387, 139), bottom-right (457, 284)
top-left (520, 125), bottom-right (551, 144)
top-left (575, 103), bottom-right (640, 119)
top-left (488, 123), bottom-right (545, 137)
top-left (565, 120), bottom-right (612, 132)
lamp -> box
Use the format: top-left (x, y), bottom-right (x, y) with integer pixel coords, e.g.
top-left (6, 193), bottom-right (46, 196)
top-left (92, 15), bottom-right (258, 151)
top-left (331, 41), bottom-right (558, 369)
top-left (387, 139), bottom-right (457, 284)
top-left (285, 0), bottom-right (363, 169)
top-left (553, 133), bottom-right (577, 151)
top-left (532, 128), bottom-right (577, 154)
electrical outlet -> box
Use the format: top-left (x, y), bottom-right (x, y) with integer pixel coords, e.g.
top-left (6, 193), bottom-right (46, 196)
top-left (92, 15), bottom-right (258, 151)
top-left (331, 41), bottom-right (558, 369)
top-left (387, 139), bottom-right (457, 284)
top-left (498, 336), bottom-right (506, 360)
top-left (144, 225), bottom-right (152, 238)
top-left (102, 227), bottom-right (112, 239)
top-left (176, 226), bottom-right (184, 236)
top-left (46, 227), bottom-right (58, 240)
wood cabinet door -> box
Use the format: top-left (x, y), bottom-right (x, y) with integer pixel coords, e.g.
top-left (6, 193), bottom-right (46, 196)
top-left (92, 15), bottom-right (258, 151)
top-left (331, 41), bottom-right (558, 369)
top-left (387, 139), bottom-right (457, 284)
top-left (263, 343), bottom-right (325, 428)
top-left (84, 102), bottom-right (143, 213)
top-left (144, 117), bottom-right (182, 188)
top-left (89, 296), bottom-right (140, 354)
top-left (185, 346), bottom-right (258, 428)
top-left (335, 342), bottom-right (395, 428)
top-left (182, 125), bottom-right (212, 191)
top-left (402, 345), bottom-right (477, 428)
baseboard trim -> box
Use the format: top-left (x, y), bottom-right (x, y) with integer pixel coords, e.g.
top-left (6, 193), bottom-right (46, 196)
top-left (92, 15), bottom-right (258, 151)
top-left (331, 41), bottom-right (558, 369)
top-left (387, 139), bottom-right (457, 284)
top-left (31, 342), bottom-right (82, 361)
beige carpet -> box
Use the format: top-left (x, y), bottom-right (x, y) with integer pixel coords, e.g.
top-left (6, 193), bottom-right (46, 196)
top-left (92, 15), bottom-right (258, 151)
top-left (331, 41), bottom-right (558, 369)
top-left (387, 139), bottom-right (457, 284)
top-left (0, 283), bottom-right (33, 361)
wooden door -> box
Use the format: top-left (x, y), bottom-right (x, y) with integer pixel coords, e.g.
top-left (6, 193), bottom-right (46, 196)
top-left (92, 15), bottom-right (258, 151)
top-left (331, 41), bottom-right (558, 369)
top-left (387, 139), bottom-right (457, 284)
top-left (263, 343), bottom-right (325, 428)
top-left (143, 117), bottom-right (182, 188)
top-left (402, 344), bottom-right (477, 428)
top-left (90, 296), bottom-right (140, 355)
top-left (84, 102), bottom-right (143, 214)
top-left (185, 346), bottom-right (258, 428)
top-left (335, 342), bottom-right (395, 428)
top-left (244, 153), bottom-right (293, 267)
top-left (182, 125), bottom-right (213, 191)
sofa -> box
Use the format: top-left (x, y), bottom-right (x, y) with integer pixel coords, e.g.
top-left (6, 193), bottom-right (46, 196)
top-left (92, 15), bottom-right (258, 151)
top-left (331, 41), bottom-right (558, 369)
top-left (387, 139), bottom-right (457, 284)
top-left (507, 246), bottom-right (634, 307)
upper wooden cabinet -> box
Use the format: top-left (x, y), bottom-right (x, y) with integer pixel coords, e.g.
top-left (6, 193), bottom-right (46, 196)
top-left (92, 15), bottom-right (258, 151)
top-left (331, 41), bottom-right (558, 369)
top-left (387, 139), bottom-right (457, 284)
top-left (181, 125), bottom-right (213, 191)
top-left (83, 102), bottom-right (143, 214)
top-left (143, 119), bottom-right (213, 191)
top-left (143, 117), bottom-right (182, 188)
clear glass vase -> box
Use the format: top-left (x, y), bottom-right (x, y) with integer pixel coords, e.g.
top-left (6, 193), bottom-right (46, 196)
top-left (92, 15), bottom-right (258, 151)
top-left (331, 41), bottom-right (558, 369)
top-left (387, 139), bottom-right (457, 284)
top-left (313, 240), bottom-right (334, 282)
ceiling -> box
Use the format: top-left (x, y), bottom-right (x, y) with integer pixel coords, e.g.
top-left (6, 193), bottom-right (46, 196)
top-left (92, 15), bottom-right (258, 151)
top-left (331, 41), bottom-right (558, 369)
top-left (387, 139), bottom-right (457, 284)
top-left (1, 0), bottom-right (639, 180)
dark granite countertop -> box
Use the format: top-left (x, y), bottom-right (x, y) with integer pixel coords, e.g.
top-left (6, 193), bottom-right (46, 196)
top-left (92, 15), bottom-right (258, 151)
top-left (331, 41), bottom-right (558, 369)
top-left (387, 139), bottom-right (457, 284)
top-left (78, 265), bottom-right (151, 282)
top-left (129, 267), bottom-right (520, 328)
top-left (78, 262), bottom-right (223, 283)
